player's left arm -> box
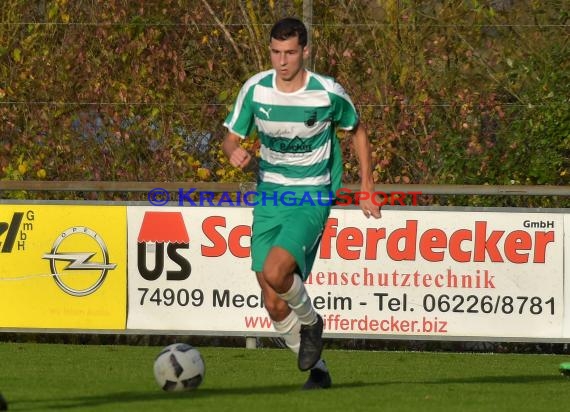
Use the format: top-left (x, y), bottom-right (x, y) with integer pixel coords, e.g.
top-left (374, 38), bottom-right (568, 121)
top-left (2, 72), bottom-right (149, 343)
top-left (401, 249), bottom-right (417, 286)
top-left (351, 122), bottom-right (381, 219)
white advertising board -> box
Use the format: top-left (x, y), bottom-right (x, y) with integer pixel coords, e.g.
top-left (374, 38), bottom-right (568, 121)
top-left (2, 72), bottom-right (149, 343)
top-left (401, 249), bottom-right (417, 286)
top-left (127, 206), bottom-right (565, 340)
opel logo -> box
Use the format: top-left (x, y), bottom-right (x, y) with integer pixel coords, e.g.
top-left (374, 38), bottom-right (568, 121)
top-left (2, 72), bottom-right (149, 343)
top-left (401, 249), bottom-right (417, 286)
top-left (43, 226), bottom-right (117, 297)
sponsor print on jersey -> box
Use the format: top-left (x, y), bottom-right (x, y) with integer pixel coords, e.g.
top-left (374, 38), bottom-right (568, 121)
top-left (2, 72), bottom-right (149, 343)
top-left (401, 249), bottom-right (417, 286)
top-left (267, 136), bottom-right (313, 154)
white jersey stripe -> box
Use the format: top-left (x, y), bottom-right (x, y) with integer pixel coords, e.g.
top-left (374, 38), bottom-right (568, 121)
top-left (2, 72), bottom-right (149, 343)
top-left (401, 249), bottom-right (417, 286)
top-left (253, 85), bottom-right (331, 107)
top-left (259, 170), bottom-right (330, 186)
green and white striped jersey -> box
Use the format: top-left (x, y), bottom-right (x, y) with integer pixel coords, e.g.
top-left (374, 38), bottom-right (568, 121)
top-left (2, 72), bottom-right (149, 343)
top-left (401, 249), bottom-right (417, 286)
top-left (224, 69), bottom-right (359, 197)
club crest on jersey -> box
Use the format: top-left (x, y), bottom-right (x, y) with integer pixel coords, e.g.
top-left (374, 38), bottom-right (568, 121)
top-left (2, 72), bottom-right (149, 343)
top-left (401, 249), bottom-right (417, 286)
top-left (304, 110), bottom-right (318, 127)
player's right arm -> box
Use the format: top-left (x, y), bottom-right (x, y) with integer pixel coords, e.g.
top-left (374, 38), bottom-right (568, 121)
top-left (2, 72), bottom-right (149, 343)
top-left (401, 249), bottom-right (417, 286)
top-left (223, 72), bottom-right (271, 171)
top-left (222, 132), bottom-right (252, 170)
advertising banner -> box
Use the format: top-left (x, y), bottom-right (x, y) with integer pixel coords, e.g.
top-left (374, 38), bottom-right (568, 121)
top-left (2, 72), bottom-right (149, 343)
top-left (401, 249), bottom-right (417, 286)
top-left (127, 206), bottom-right (564, 340)
top-left (0, 205), bottom-right (127, 330)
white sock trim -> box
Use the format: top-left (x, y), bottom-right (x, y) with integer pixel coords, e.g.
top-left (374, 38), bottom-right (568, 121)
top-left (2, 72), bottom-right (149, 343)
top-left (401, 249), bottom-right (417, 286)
top-left (278, 275), bottom-right (317, 325)
top-left (273, 311), bottom-right (301, 354)
top-left (272, 310), bottom-right (297, 334)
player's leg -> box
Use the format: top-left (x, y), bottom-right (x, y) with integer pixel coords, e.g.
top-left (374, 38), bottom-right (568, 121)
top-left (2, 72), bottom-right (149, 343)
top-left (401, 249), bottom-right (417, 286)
top-left (251, 206), bottom-right (319, 328)
top-left (296, 223), bottom-right (332, 389)
top-left (255, 270), bottom-right (292, 322)
top-left (271, 309), bottom-right (331, 389)
top-left (259, 270), bottom-right (330, 389)
top-left (263, 246), bottom-right (323, 371)
top-left (257, 271), bottom-right (299, 352)
top-left (262, 247), bottom-right (318, 323)
top-left (268, 204), bottom-right (331, 372)
top-left (251, 203), bottom-right (330, 385)
top-left (251, 213), bottom-right (307, 352)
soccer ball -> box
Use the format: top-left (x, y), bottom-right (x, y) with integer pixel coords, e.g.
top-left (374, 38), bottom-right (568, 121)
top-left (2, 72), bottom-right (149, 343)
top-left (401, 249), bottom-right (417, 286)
top-left (153, 343), bottom-right (205, 391)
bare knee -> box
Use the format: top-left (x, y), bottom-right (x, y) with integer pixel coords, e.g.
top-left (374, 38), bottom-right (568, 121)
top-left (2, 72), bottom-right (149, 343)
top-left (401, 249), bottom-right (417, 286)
top-left (256, 270), bottom-right (291, 322)
top-left (262, 247), bottom-right (297, 293)
top-left (263, 294), bottom-right (290, 321)
top-left (263, 266), bottom-right (292, 294)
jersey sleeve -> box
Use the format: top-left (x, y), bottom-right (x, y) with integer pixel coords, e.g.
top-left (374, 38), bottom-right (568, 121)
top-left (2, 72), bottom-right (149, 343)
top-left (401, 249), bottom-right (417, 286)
top-left (329, 82), bottom-right (359, 130)
top-left (223, 82), bottom-right (256, 139)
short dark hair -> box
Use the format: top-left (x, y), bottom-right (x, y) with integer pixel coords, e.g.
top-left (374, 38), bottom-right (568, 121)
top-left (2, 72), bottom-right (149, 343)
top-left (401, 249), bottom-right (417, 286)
top-left (270, 17), bottom-right (308, 47)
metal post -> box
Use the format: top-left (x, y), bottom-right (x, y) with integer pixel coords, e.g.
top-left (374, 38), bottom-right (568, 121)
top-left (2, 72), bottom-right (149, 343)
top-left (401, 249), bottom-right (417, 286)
top-left (245, 336), bottom-right (257, 349)
top-left (303, 0), bottom-right (313, 70)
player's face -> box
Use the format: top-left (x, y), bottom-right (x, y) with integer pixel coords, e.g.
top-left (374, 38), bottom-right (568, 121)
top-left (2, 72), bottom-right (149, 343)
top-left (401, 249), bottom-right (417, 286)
top-left (269, 36), bottom-right (308, 85)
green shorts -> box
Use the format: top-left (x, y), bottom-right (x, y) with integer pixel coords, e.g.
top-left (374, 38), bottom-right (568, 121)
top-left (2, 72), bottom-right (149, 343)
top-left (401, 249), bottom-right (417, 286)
top-left (251, 202), bottom-right (331, 280)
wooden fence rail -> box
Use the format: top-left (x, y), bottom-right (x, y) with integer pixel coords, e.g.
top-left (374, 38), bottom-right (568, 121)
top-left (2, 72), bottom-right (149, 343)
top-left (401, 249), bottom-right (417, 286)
top-left (0, 181), bottom-right (569, 196)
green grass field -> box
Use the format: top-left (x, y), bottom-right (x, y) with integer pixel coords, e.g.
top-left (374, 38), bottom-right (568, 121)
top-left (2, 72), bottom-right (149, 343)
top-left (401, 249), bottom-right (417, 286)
top-left (1, 341), bottom-right (570, 411)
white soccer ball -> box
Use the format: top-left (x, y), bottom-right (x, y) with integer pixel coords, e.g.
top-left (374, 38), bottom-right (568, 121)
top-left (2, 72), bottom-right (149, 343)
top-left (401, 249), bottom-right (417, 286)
top-left (153, 343), bottom-right (205, 391)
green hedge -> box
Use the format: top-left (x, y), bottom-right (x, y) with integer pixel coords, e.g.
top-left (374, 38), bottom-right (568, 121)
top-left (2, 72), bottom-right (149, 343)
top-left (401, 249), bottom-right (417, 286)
top-left (1, 0), bottom-right (568, 205)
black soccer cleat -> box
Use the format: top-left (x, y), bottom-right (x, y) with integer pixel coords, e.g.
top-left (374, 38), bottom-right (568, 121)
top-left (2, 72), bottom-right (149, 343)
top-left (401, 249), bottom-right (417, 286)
top-left (298, 314), bottom-right (324, 371)
top-left (0, 392), bottom-right (7, 411)
top-left (303, 367), bottom-right (332, 390)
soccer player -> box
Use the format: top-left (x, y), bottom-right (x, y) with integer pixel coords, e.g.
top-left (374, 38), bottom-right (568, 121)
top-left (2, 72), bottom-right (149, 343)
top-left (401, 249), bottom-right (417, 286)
top-left (222, 17), bottom-right (381, 389)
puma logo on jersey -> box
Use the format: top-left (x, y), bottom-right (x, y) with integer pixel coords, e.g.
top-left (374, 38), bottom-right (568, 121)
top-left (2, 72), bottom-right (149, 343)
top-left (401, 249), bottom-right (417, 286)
top-left (259, 107), bottom-right (272, 119)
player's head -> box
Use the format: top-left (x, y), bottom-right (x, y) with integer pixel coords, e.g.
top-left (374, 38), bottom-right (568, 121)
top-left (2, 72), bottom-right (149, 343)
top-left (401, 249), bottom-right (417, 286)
top-left (269, 17), bottom-right (309, 83)
top-left (270, 17), bottom-right (308, 48)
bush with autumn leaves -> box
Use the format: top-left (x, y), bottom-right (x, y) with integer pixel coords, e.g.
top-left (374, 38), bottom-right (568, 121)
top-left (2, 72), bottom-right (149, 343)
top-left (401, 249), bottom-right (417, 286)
top-left (0, 1), bottom-right (568, 205)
